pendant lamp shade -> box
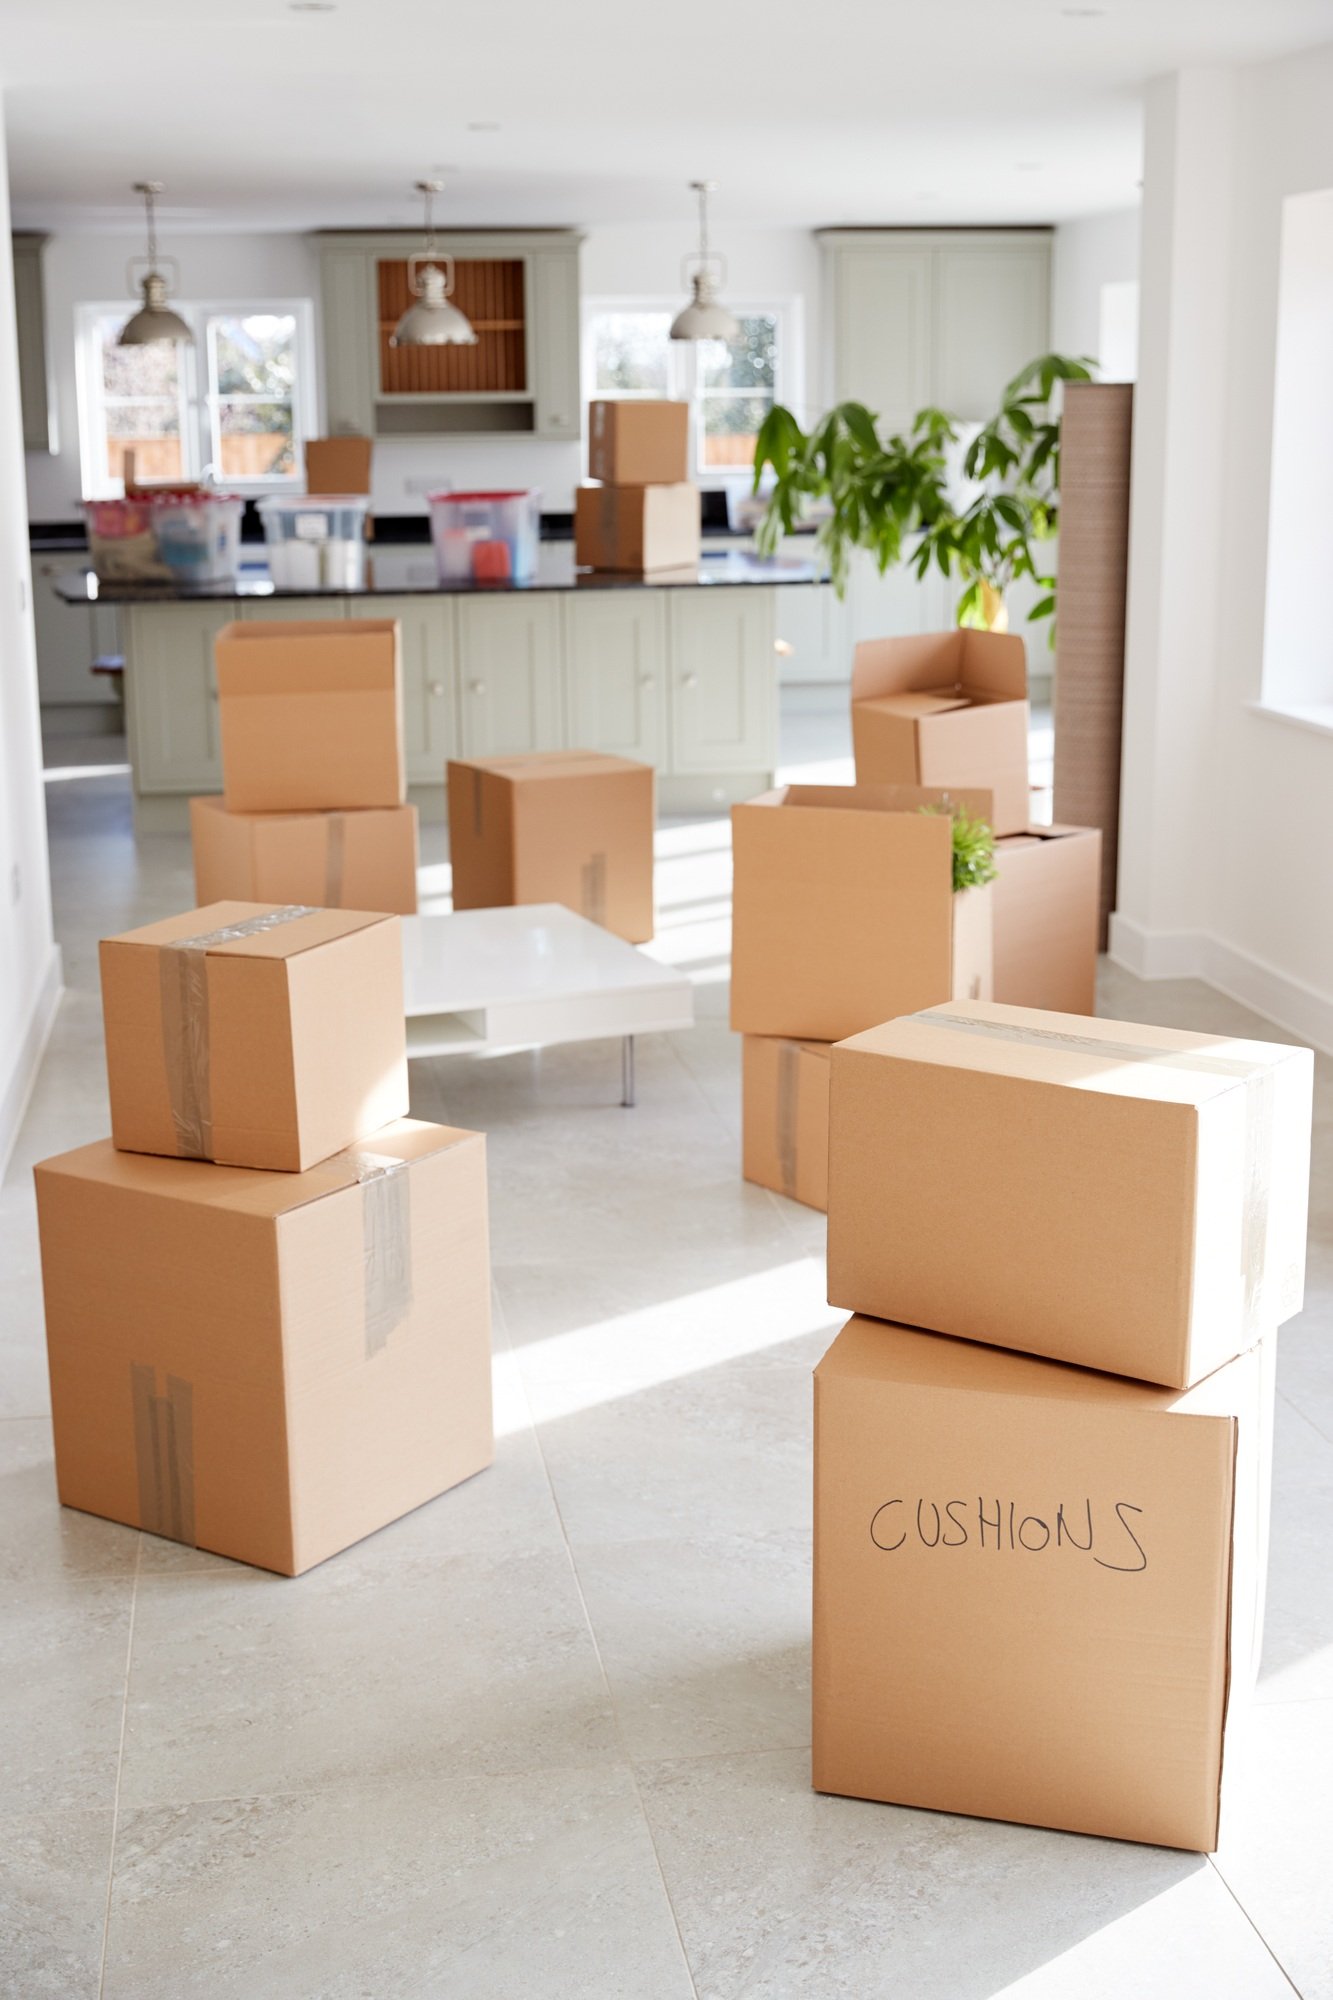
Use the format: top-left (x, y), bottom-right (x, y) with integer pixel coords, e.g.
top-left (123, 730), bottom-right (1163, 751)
top-left (391, 181), bottom-right (478, 348)
top-left (669, 181), bottom-right (740, 343)
top-left (118, 183), bottom-right (192, 347)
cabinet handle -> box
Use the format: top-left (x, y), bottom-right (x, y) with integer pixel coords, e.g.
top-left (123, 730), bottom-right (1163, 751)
top-left (469, 679), bottom-right (487, 695)
top-left (638, 672), bottom-right (655, 687)
top-left (429, 680), bottom-right (446, 697)
top-left (681, 673), bottom-right (698, 689)
top-left (774, 638), bottom-right (794, 656)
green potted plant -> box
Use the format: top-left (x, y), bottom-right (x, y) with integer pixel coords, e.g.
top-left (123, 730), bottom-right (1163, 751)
top-left (920, 803), bottom-right (998, 892)
top-left (752, 352), bottom-right (1094, 636)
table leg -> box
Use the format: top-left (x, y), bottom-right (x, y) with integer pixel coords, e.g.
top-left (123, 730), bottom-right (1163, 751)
top-left (621, 1034), bottom-right (637, 1109)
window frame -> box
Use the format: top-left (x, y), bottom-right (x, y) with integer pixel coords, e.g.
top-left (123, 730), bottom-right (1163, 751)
top-left (74, 297), bottom-right (318, 500)
top-left (580, 295), bottom-right (798, 485)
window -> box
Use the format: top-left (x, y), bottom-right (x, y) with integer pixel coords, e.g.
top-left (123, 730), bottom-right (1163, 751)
top-left (75, 301), bottom-right (315, 498)
top-left (584, 301), bottom-right (791, 479)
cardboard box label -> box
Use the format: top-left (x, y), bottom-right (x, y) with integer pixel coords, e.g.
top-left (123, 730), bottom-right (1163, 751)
top-left (159, 903), bottom-right (315, 1159)
top-left (867, 1489), bottom-right (1148, 1570)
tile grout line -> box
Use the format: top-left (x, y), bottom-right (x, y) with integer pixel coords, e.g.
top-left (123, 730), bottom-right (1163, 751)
top-left (1276, 1383), bottom-right (1333, 1450)
top-left (96, 1534), bottom-right (141, 2000)
top-left (491, 1272), bottom-right (702, 2000)
top-left (1204, 1855), bottom-right (1305, 1998)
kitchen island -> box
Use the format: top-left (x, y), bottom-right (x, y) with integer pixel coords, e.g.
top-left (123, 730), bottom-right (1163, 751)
top-left (58, 546), bottom-right (829, 828)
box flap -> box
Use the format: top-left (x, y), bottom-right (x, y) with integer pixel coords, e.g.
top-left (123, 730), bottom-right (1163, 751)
top-left (960, 628), bottom-right (1028, 698)
top-left (33, 1120), bottom-right (479, 1221)
top-left (106, 902), bottom-right (393, 960)
top-left (856, 692), bottom-right (972, 721)
top-left (851, 633), bottom-right (963, 701)
top-left (744, 783), bottom-right (994, 819)
top-left (453, 750), bottom-right (650, 782)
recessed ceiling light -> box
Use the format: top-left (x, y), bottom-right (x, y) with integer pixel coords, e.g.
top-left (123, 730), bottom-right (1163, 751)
top-left (289, 1), bottom-right (336, 11)
top-left (1061, 6), bottom-right (1106, 14)
top-left (1016, 161), bottom-right (1043, 172)
top-left (468, 121), bottom-right (501, 133)
top-left (915, 190), bottom-right (939, 201)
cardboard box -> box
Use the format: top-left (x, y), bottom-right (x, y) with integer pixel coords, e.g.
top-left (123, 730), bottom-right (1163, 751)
top-left (587, 399), bottom-right (689, 485)
top-left (191, 797), bottom-right (419, 917)
top-left (813, 1315), bottom-right (1273, 1851)
top-left (992, 822), bottom-right (1100, 1015)
top-left (742, 1036), bottom-right (832, 1211)
top-left (851, 631), bottom-right (1031, 836)
top-left (827, 1000), bottom-right (1313, 1388)
top-left (304, 436), bottom-right (373, 496)
top-left (729, 785), bottom-right (995, 1041)
top-left (215, 619), bottom-right (405, 813)
top-left (101, 901), bottom-right (409, 1172)
top-left (34, 1120), bottom-right (493, 1577)
top-left (574, 483), bottom-right (701, 574)
top-left (447, 750), bottom-right (655, 942)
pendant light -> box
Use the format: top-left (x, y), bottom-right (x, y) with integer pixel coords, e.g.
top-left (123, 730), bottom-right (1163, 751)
top-left (391, 179), bottom-right (478, 348)
top-left (669, 180), bottom-right (740, 343)
top-left (117, 182), bottom-right (193, 347)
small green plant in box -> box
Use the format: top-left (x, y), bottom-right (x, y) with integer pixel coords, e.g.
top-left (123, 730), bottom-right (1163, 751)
top-left (920, 804), bottom-right (998, 893)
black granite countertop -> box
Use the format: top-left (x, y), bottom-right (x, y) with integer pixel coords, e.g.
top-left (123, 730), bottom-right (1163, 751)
top-left (55, 543), bottom-right (825, 605)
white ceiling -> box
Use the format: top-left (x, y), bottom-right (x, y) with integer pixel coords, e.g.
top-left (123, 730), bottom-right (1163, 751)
top-left (2, 0), bottom-right (1332, 235)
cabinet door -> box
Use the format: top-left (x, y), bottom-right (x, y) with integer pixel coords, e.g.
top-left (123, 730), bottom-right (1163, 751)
top-left (13, 236), bottom-right (55, 453)
top-left (563, 592), bottom-right (667, 762)
top-left (456, 596), bottom-right (564, 757)
top-left (844, 549), bottom-right (952, 653)
top-left (668, 590), bottom-right (776, 776)
top-left (772, 583), bottom-right (848, 686)
top-left (830, 247), bottom-right (933, 428)
top-left (124, 604), bottom-right (234, 793)
top-left (320, 247), bottom-right (376, 436)
top-left (351, 595), bottom-right (458, 784)
top-left (30, 555), bottom-right (114, 708)
top-left (238, 598), bottom-right (349, 625)
top-left (934, 245), bottom-right (1051, 420)
top-left (531, 248), bottom-right (581, 441)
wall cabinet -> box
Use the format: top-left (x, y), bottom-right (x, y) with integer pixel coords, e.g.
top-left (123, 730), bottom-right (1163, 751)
top-left (456, 596), bottom-right (565, 757)
top-left (562, 593), bottom-right (667, 764)
top-left (668, 591), bottom-right (775, 775)
top-left (13, 233), bottom-right (56, 453)
top-left (315, 230), bottom-right (583, 442)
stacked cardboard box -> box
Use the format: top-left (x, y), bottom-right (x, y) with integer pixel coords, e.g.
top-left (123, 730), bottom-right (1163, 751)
top-left (34, 899), bottom-right (494, 1575)
top-left (575, 401), bottom-right (701, 574)
top-left (730, 782), bottom-right (994, 1211)
top-left (447, 749), bottom-right (655, 942)
top-left (189, 618), bottom-right (419, 915)
top-left (814, 997), bottom-right (1314, 1849)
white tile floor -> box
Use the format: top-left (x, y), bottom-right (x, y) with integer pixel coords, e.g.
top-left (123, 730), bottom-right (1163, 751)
top-left (2, 697), bottom-right (1329, 1998)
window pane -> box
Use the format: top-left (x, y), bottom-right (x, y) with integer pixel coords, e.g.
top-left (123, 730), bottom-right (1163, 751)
top-left (102, 398), bottom-right (183, 484)
top-left (591, 311), bottom-right (671, 394)
top-left (700, 392), bottom-right (772, 468)
top-left (215, 400), bottom-right (296, 479)
top-left (100, 321), bottom-right (181, 401)
top-left (700, 315), bottom-right (777, 391)
top-left (210, 314), bottom-right (296, 397)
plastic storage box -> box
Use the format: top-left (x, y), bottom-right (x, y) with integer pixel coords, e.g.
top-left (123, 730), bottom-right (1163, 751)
top-left (428, 490), bottom-right (540, 585)
top-left (150, 494), bottom-right (245, 583)
top-left (258, 494), bottom-right (371, 591)
top-left (83, 498), bottom-right (167, 582)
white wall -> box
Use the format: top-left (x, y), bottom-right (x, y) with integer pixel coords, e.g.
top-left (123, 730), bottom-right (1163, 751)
top-left (1051, 207), bottom-right (1141, 369)
top-left (1113, 48), bottom-right (1333, 1051)
top-left (0, 96), bottom-right (61, 1167)
top-left (25, 221), bottom-right (821, 523)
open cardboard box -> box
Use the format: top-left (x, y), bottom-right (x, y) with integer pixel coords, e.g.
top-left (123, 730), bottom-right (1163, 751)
top-left (813, 1315), bottom-right (1274, 1851)
top-left (729, 784), bottom-right (994, 1042)
top-left (35, 1120), bottom-right (493, 1576)
top-left (992, 822), bottom-right (1101, 1015)
top-left (851, 630), bottom-right (1031, 836)
top-left (827, 999), bottom-right (1313, 1388)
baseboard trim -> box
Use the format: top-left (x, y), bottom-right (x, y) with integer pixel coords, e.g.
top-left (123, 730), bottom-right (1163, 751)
top-left (0, 943), bottom-right (64, 1177)
top-left (1108, 916), bottom-right (1333, 1055)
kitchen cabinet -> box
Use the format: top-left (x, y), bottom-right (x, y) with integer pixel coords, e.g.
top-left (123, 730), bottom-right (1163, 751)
top-left (456, 596), bottom-right (565, 757)
top-left (772, 580), bottom-right (846, 685)
top-left (315, 230), bottom-right (583, 441)
top-left (829, 245), bottom-right (933, 433)
top-left (668, 590), bottom-right (775, 775)
top-left (350, 595), bottom-right (459, 784)
top-left (31, 552), bottom-right (120, 715)
top-left (123, 602), bottom-right (234, 795)
top-left (13, 233), bottom-right (55, 453)
top-left (562, 592), bottom-right (667, 764)
top-left (935, 243), bottom-right (1052, 418)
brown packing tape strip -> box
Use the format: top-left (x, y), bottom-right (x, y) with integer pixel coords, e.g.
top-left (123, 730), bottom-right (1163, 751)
top-left (472, 768), bottom-right (485, 839)
top-left (912, 1011), bottom-right (1278, 1339)
top-left (159, 905), bottom-right (316, 1159)
top-left (580, 851), bottom-right (607, 928)
top-left (349, 1149), bottom-right (414, 1358)
top-left (131, 1364), bottom-right (196, 1546)
top-left (325, 814), bottom-right (347, 906)
top-left (775, 1039), bottom-right (801, 1199)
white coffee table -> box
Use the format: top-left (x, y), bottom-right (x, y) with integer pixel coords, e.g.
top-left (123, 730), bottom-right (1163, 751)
top-left (401, 905), bottom-right (694, 1106)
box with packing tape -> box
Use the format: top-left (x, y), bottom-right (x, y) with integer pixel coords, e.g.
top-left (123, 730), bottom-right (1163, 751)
top-left (851, 631), bottom-right (1030, 837)
top-left (827, 999), bottom-right (1313, 1388)
top-left (191, 797), bottom-right (419, 917)
top-left (992, 822), bottom-right (1101, 1015)
top-left (34, 1120), bottom-right (493, 1576)
top-left (742, 1036), bottom-right (832, 1212)
top-left (729, 784), bottom-right (994, 1042)
top-left (574, 482), bottom-right (701, 575)
top-left (100, 902), bottom-right (408, 1173)
top-left (587, 399), bottom-right (689, 485)
top-left (447, 750), bottom-right (655, 943)
top-left (813, 1316), bottom-right (1274, 1851)
top-left (215, 618), bottom-right (405, 813)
